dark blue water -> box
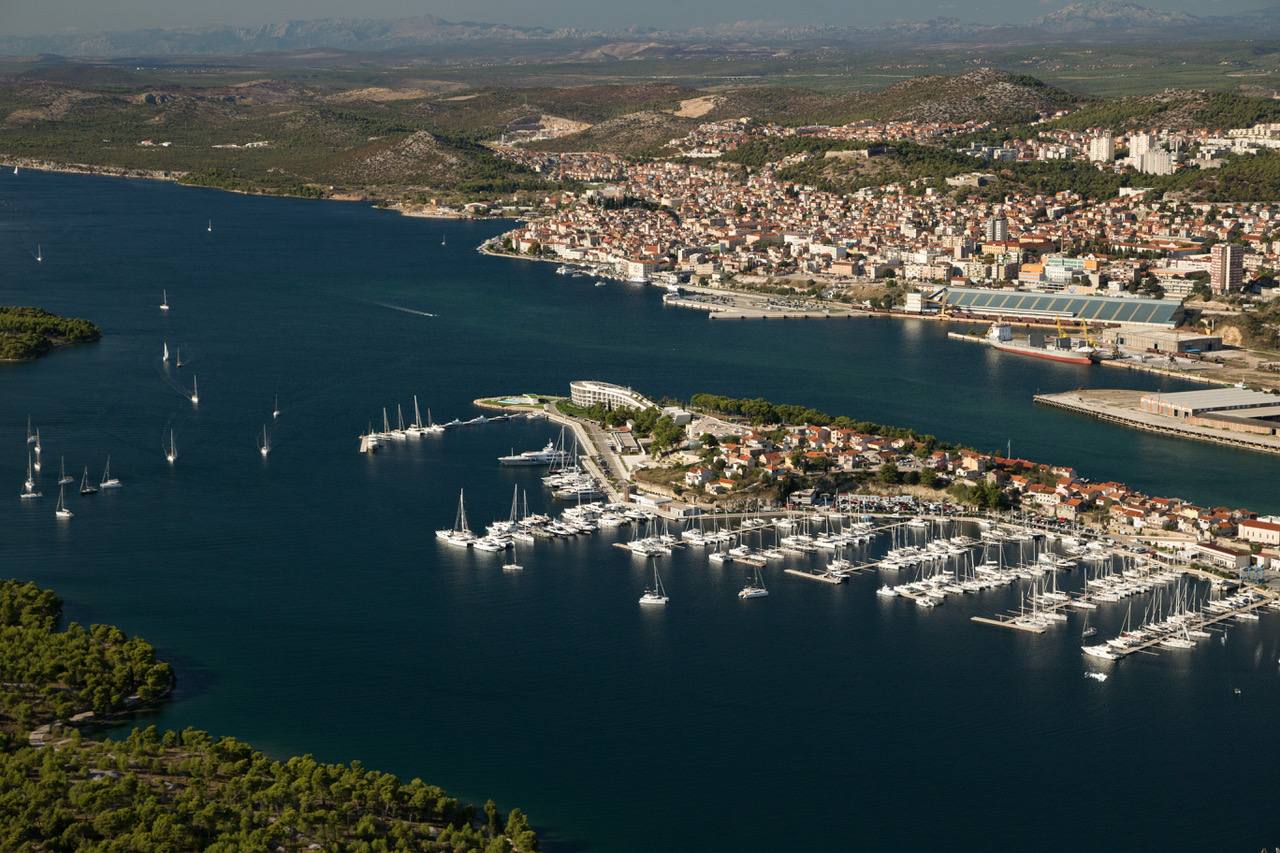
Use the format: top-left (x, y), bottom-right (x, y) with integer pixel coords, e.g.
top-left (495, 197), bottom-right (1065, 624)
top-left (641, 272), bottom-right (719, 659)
top-left (3, 171), bottom-right (1279, 853)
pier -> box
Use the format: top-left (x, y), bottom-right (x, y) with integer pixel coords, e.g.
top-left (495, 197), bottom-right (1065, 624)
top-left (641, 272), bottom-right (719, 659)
top-left (1035, 389), bottom-right (1280, 456)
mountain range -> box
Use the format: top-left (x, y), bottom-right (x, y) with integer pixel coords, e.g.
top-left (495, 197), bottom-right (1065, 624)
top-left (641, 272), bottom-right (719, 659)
top-left (2, 2), bottom-right (1279, 58)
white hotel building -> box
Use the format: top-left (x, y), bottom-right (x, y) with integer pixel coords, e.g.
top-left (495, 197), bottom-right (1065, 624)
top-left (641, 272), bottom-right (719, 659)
top-left (570, 381), bottom-right (656, 411)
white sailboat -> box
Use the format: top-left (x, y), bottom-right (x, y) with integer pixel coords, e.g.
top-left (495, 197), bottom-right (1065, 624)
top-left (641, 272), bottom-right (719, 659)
top-left (639, 559), bottom-right (669, 604)
top-left (55, 486), bottom-right (73, 518)
top-left (207, 219), bottom-right (212, 232)
top-left (166, 429), bottom-right (177, 463)
top-left (35, 245), bottom-right (41, 262)
top-left (258, 425), bottom-right (270, 457)
top-left (58, 457), bottom-right (74, 486)
top-left (33, 429), bottom-right (41, 455)
top-left (739, 565), bottom-right (769, 599)
top-left (190, 375), bottom-right (199, 404)
top-left (176, 348), bottom-right (183, 367)
top-left (79, 467), bottom-right (98, 496)
top-left (100, 456), bottom-right (122, 489)
top-left (273, 395), bottom-right (280, 418)
top-left (163, 342), bottom-right (169, 361)
top-left (436, 490), bottom-right (476, 547)
top-left (160, 289), bottom-right (170, 311)
top-left (504, 546), bottom-right (523, 571)
top-left (26, 416), bottom-right (36, 444)
top-left (21, 452), bottom-right (41, 499)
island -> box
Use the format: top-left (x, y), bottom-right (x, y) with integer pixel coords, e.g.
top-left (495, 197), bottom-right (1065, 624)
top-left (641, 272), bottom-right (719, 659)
top-left (0, 306), bottom-right (100, 361)
top-left (0, 578), bottom-right (539, 852)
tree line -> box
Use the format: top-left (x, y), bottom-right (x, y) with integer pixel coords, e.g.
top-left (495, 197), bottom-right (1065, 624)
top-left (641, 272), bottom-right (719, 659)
top-left (0, 306), bottom-right (100, 360)
top-left (0, 579), bottom-right (539, 852)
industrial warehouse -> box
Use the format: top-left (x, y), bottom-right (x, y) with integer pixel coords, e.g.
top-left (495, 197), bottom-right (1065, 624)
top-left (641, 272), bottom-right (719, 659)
top-left (1141, 388), bottom-right (1280, 435)
top-left (926, 287), bottom-right (1185, 328)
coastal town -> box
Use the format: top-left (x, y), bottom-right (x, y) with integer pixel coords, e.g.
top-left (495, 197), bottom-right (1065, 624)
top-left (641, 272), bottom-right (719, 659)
top-left (488, 115), bottom-right (1280, 303)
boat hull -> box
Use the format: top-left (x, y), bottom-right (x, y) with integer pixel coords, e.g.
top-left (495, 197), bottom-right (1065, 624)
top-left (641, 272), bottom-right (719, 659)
top-left (992, 341), bottom-right (1095, 365)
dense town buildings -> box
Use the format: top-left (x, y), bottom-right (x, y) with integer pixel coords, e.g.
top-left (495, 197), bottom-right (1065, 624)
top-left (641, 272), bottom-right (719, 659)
top-left (494, 114), bottom-right (1280, 299)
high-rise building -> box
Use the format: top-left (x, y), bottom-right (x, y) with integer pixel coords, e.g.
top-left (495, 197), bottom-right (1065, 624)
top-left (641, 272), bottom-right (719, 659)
top-left (1209, 244), bottom-right (1244, 294)
top-left (1088, 134), bottom-right (1115, 163)
top-left (1128, 132), bottom-right (1155, 160)
top-left (984, 212), bottom-right (1008, 243)
top-left (1138, 149), bottom-right (1175, 176)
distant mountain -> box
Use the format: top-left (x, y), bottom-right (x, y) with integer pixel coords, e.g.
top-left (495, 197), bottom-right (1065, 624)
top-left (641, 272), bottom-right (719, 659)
top-left (2, 3), bottom-right (1279, 58)
top-left (1029, 2), bottom-right (1199, 32)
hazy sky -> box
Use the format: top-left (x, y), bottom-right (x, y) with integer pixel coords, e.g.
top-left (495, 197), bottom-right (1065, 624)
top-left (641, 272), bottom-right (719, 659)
top-left (3, 0), bottom-right (1271, 37)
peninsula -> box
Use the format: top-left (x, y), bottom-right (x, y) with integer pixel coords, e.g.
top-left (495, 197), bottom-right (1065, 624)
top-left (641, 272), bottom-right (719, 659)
top-left (0, 306), bottom-right (100, 361)
top-left (0, 578), bottom-right (539, 852)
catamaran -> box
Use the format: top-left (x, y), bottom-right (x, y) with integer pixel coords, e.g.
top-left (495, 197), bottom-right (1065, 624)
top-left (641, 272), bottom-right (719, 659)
top-left (100, 456), bottom-right (122, 489)
top-left (160, 290), bottom-right (170, 311)
top-left (739, 565), bottom-right (769, 599)
top-left (54, 485), bottom-right (73, 518)
top-left (79, 467), bottom-right (98, 496)
top-left (639, 559), bottom-right (669, 604)
top-left (436, 490), bottom-right (476, 547)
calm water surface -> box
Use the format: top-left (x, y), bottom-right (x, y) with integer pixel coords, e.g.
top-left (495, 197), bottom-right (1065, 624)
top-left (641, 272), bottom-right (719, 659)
top-left (2, 171), bottom-right (1278, 853)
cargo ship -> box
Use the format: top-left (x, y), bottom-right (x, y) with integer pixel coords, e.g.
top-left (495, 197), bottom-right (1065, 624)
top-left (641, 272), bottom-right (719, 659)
top-left (986, 322), bottom-right (1097, 365)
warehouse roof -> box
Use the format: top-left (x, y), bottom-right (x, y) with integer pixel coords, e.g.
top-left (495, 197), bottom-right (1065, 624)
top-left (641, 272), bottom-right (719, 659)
top-left (939, 288), bottom-right (1184, 328)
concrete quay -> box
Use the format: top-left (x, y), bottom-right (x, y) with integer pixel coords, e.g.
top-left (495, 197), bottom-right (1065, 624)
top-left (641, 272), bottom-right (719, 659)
top-left (1034, 389), bottom-right (1280, 456)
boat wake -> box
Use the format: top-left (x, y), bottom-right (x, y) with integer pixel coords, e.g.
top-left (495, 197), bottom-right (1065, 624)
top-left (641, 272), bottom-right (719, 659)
top-left (362, 300), bottom-right (436, 318)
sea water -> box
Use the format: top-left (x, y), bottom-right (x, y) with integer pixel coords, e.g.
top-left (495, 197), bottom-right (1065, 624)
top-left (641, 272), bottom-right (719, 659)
top-left (2, 170), bottom-right (1278, 853)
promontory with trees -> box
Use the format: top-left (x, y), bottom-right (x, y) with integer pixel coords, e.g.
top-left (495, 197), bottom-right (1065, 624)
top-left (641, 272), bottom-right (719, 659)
top-left (0, 579), bottom-right (539, 852)
top-left (0, 306), bottom-right (100, 361)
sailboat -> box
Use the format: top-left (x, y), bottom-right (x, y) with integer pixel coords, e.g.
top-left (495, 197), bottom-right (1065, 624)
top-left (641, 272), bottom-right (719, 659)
top-left (160, 289), bottom-right (170, 311)
top-left (12, 166), bottom-right (16, 174)
top-left (441, 234), bottom-right (446, 246)
top-left (190, 376), bottom-right (199, 404)
top-left (163, 342), bottom-right (169, 361)
top-left (504, 546), bottom-right (523, 572)
top-left (58, 457), bottom-right (74, 486)
top-left (436, 490), bottom-right (476, 547)
top-left (55, 486), bottom-right (73, 519)
top-left (258, 425), bottom-right (270, 457)
top-left (273, 395), bottom-right (280, 418)
top-left (21, 453), bottom-right (41, 499)
top-left (26, 416), bottom-right (36, 444)
top-left (35, 245), bottom-right (41, 262)
top-left (207, 220), bottom-right (212, 232)
top-left (1082, 611), bottom-right (1097, 639)
top-left (639, 558), bottom-right (669, 604)
top-left (100, 456), bottom-right (122, 489)
top-left (79, 467), bottom-right (98, 496)
top-left (166, 430), bottom-right (177, 463)
top-left (33, 429), bottom-right (41, 455)
top-left (176, 348), bottom-right (183, 367)
top-left (739, 564), bottom-right (769, 599)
